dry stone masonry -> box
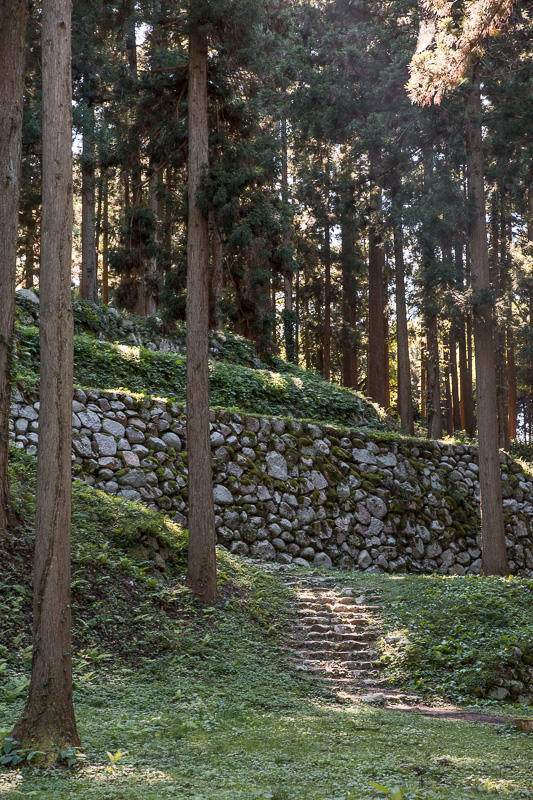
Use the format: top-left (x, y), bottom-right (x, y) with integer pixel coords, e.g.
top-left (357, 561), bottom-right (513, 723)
top-left (9, 386), bottom-right (533, 576)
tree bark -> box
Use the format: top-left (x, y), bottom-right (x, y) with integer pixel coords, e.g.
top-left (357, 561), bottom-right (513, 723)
top-left (466, 76), bottom-right (508, 576)
top-left (209, 209), bottom-right (224, 330)
top-left (455, 243), bottom-right (475, 435)
top-left (146, 162), bottom-right (161, 315)
top-left (420, 337), bottom-right (427, 420)
top-left (323, 221), bottom-right (331, 381)
top-left (80, 104), bottom-right (98, 302)
top-left (391, 180), bottom-right (414, 434)
top-left (426, 308), bottom-right (442, 439)
top-left (24, 216), bottom-right (37, 289)
top-left (341, 185), bottom-right (357, 388)
top-left (0, 0), bottom-right (29, 540)
top-left (12, 0), bottom-right (81, 756)
top-left (449, 332), bottom-right (462, 431)
top-left (185, 24), bottom-right (217, 604)
top-left (367, 166), bottom-right (388, 408)
top-left (444, 342), bottom-right (453, 435)
top-left (102, 171), bottom-right (109, 305)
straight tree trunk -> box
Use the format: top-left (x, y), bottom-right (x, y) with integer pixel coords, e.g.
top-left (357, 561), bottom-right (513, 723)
top-left (449, 332), bottom-right (462, 430)
top-left (367, 166), bottom-right (388, 407)
top-left (80, 104), bottom-right (98, 302)
top-left (527, 183), bottom-right (533, 441)
top-left (185, 24), bottom-right (217, 604)
top-left (426, 309), bottom-right (442, 439)
top-left (323, 221), bottom-right (331, 381)
top-left (455, 243), bottom-right (475, 435)
top-left (391, 184), bottom-right (414, 434)
top-left (0, 0), bottom-right (29, 539)
top-left (209, 210), bottom-right (224, 330)
top-left (507, 328), bottom-right (517, 441)
top-left (280, 117), bottom-right (295, 363)
top-left (341, 185), bottom-right (357, 388)
top-left (102, 171), bottom-right (109, 305)
top-left (126, 23), bottom-right (146, 315)
top-left (146, 163), bottom-right (161, 315)
top-left (304, 297), bottom-right (311, 370)
top-left (420, 338), bottom-right (427, 419)
top-left (444, 345), bottom-right (453, 435)
top-left (24, 216), bottom-right (37, 288)
top-left (466, 76), bottom-right (508, 576)
top-left (12, 0), bottom-right (81, 756)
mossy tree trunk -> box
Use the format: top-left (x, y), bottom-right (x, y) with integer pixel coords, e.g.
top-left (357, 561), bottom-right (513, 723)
top-left (185, 22), bottom-right (217, 604)
top-left (12, 0), bottom-right (81, 758)
top-left (0, 0), bottom-right (29, 540)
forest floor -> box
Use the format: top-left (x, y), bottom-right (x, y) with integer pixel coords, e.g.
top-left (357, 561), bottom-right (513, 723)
top-left (1, 452), bottom-right (533, 800)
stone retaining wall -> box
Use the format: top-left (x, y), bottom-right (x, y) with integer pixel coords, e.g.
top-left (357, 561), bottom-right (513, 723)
top-left (9, 386), bottom-right (533, 576)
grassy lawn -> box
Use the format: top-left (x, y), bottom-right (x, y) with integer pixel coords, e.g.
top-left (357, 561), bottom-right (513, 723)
top-left (2, 453), bottom-right (533, 799)
top-left (1, 630), bottom-right (532, 800)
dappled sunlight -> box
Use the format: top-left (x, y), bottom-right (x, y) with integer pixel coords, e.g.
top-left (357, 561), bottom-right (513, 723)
top-left (78, 763), bottom-right (174, 785)
top-left (0, 772), bottom-right (23, 794)
top-left (115, 343), bottom-right (141, 362)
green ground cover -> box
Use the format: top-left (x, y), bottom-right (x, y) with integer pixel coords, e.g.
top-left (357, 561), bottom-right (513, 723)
top-left (2, 452), bottom-right (533, 799)
top-left (13, 325), bottom-right (381, 428)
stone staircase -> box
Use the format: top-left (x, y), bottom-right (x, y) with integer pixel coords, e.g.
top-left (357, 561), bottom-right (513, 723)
top-left (268, 566), bottom-right (421, 706)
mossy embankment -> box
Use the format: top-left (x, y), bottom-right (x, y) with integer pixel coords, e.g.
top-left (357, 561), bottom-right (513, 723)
top-left (13, 293), bottom-right (383, 429)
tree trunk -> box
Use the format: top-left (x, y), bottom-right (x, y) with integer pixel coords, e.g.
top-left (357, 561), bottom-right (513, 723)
top-left (12, 0), bottom-right (81, 756)
top-left (466, 76), bottom-right (508, 576)
top-left (367, 164), bottom-right (388, 407)
top-left (209, 210), bottom-right (224, 330)
top-left (444, 343), bottom-right (453, 435)
top-left (341, 185), bottom-right (357, 388)
top-left (495, 187), bottom-right (510, 450)
top-left (0, 0), bottom-right (28, 540)
top-left (80, 104), bottom-right (98, 302)
top-left (185, 25), bottom-right (217, 604)
top-left (507, 328), bottom-right (517, 442)
top-left (24, 216), bottom-right (37, 289)
top-left (449, 332), bottom-right (462, 431)
top-left (420, 337), bottom-right (427, 420)
top-left (323, 221), bottom-right (331, 381)
top-left (126, 23), bottom-right (146, 315)
top-left (455, 243), bottom-right (475, 435)
top-left (102, 171), bottom-right (109, 305)
top-left (392, 186), bottom-right (414, 434)
top-left (426, 309), bottom-right (442, 439)
top-left (146, 163), bottom-right (161, 315)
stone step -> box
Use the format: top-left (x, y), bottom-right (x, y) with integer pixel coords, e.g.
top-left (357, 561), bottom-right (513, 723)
top-left (293, 649), bottom-right (377, 661)
top-left (294, 636), bottom-right (376, 649)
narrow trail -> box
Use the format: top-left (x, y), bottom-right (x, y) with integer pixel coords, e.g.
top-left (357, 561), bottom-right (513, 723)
top-left (260, 563), bottom-right (517, 725)
top-left (278, 569), bottom-right (419, 706)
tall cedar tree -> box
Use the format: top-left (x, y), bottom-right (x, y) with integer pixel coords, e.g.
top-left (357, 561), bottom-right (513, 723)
top-left (12, 0), bottom-right (82, 755)
top-left (409, 3), bottom-right (509, 575)
top-left (0, 0), bottom-right (29, 538)
top-left (185, 19), bottom-right (217, 604)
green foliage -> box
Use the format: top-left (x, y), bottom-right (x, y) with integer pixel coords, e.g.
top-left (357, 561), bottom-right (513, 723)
top-left (375, 574), bottom-right (533, 701)
top-left (14, 324), bottom-right (380, 427)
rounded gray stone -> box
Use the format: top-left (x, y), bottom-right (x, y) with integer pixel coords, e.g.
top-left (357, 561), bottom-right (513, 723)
top-left (357, 549), bottom-right (373, 570)
top-left (250, 540), bottom-right (276, 561)
top-left (162, 432), bottom-right (182, 451)
top-left (213, 485), bottom-right (233, 504)
top-left (94, 433), bottom-right (117, 457)
top-left (313, 552), bottom-right (333, 569)
top-left (102, 418), bottom-right (126, 438)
